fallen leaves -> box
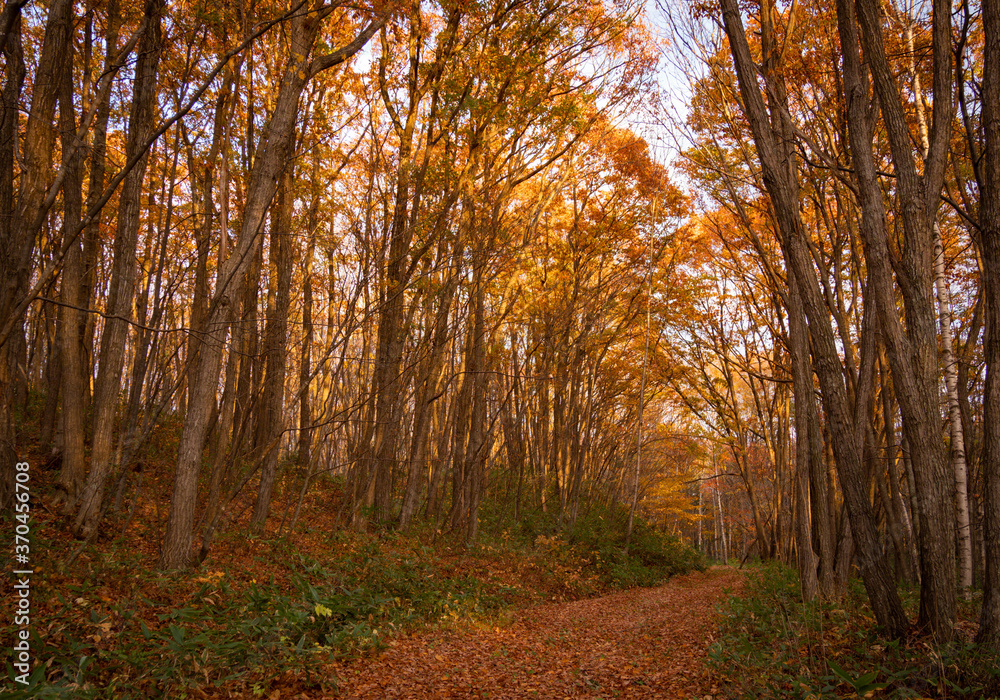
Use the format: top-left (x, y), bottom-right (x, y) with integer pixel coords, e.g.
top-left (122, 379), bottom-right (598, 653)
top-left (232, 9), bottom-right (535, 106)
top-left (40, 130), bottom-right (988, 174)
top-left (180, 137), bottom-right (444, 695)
top-left (319, 567), bottom-right (743, 699)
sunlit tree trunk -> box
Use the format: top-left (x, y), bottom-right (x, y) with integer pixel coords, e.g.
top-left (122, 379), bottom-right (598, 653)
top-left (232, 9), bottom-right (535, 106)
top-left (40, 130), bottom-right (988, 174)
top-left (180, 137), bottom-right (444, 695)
top-left (721, 0), bottom-right (907, 637)
top-left (400, 238), bottom-right (463, 530)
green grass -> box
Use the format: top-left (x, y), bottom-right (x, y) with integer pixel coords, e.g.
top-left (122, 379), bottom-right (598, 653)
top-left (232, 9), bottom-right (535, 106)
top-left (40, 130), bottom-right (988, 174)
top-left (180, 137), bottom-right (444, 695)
top-left (477, 497), bottom-right (706, 595)
top-left (5, 535), bottom-right (527, 699)
top-left (707, 562), bottom-right (1000, 699)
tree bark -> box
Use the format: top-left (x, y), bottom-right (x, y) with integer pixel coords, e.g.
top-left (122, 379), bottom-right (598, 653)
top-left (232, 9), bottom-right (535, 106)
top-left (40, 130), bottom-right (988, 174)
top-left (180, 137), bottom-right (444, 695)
top-left (789, 267), bottom-right (819, 600)
top-left (399, 237), bottom-right (463, 530)
top-left (720, 0), bottom-right (907, 637)
top-left (73, 0), bottom-right (165, 534)
top-left (844, 0), bottom-right (957, 639)
top-left (249, 166), bottom-right (294, 532)
top-left (977, 0), bottom-right (1000, 647)
top-left (0, 0), bottom-right (67, 510)
top-left (56, 31), bottom-right (86, 515)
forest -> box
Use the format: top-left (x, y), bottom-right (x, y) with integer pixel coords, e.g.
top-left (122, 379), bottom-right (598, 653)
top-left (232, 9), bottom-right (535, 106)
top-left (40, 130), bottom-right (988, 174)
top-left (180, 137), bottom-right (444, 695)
top-left (2, 0), bottom-right (999, 697)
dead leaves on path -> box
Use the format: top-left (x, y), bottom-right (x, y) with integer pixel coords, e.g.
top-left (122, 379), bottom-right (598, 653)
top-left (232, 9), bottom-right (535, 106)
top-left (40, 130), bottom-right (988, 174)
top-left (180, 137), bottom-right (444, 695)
top-left (322, 567), bottom-right (743, 699)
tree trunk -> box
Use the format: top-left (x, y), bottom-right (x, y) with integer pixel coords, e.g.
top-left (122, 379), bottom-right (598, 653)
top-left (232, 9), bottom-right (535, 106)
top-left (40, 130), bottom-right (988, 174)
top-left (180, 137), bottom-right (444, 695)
top-left (842, 0), bottom-right (957, 639)
top-left (56, 36), bottom-right (86, 515)
top-left (977, 0), bottom-right (1000, 647)
top-left (73, 0), bottom-right (164, 534)
top-left (249, 167), bottom-right (294, 532)
top-left (789, 267), bottom-right (819, 600)
top-left (463, 253), bottom-right (489, 545)
top-left (0, 0), bottom-right (67, 510)
top-left (400, 239), bottom-right (463, 530)
top-left (721, 0), bottom-right (908, 637)
top-left (77, 0), bottom-right (120, 419)
top-left (932, 226), bottom-right (973, 594)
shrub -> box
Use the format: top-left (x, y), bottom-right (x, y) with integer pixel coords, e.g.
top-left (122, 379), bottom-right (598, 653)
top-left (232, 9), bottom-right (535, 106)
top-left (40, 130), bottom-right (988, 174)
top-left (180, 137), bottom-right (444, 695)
top-left (708, 562), bottom-right (1000, 699)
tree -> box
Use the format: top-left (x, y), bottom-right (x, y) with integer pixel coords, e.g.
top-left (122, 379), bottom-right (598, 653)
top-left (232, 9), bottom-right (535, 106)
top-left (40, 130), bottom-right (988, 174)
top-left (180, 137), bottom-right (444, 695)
top-left (844, 0), bottom-right (957, 640)
top-left (977, 0), bottom-right (1000, 647)
top-left (72, 0), bottom-right (166, 530)
top-left (0, 0), bottom-right (73, 510)
top-left (160, 2), bottom-right (390, 568)
top-left (718, 0), bottom-right (907, 637)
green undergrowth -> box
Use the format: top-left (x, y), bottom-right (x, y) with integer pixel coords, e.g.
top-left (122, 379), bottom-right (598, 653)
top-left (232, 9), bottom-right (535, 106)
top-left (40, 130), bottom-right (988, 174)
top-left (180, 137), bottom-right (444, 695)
top-left (7, 511), bottom-right (704, 699)
top-left (481, 500), bottom-right (706, 591)
top-left (6, 534), bottom-right (525, 699)
top-left (708, 562), bottom-right (1000, 699)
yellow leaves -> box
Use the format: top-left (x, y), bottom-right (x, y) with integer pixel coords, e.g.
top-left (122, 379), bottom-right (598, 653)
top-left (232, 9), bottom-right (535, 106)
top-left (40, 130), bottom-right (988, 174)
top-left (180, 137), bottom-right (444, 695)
top-left (194, 570), bottom-right (225, 583)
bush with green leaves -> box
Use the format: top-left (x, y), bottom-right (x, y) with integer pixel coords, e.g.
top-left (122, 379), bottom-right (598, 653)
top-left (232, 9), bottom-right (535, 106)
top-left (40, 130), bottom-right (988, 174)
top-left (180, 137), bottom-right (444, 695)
top-left (10, 538), bottom-right (525, 699)
top-left (708, 561), bottom-right (1000, 699)
top-left (481, 499), bottom-right (705, 589)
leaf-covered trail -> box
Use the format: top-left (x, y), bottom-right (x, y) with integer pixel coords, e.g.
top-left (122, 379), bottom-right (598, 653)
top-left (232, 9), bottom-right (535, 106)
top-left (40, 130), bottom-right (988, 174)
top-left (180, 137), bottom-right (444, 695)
top-left (324, 567), bottom-right (742, 699)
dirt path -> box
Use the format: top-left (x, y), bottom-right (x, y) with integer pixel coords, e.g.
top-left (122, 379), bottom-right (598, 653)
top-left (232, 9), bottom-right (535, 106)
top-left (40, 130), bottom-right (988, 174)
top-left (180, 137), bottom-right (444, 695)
top-left (323, 567), bottom-right (743, 699)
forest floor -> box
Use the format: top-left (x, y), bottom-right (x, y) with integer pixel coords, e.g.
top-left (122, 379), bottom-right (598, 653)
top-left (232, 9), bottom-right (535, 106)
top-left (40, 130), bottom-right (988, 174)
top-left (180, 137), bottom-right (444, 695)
top-left (15, 411), bottom-right (729, 699)
top-left (314, 567), bottom-right (741, 700)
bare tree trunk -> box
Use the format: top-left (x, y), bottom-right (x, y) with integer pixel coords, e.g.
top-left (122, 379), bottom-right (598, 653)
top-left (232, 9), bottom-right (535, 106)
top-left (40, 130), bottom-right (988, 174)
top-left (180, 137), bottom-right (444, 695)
top-left (627, 234), bottom-right (652, 545)
top-left (249, 167), bottom-right (294, 532)
top-left (977, 0), bottom-right (1000, 647)
top-left (463, 251), bottom-right (488, 545)
top-left (0, 0), bottom-right (67, 510)
top-left (73, 0), bottom-right (164, 534)
top-left (39, 305), bottom-right (61, 451)
top-left (721, 0), bottom-right (907, 637)
top-left (77, 0), bottom-right (120, 419)
top-left (789, 267), bottom-right (819, 600)
top-left (56, 34), bottom-right (86, 513)
top-left (899, 11), bottom-right (975, 600)
top-left (400, 238), bottom-right (463, 530)
top-left (286, 235), bottom-right (315, 534)
top-left (842, 0), bottom-right (957, 639)
top-left (932, 226), bottom-right (973, 595)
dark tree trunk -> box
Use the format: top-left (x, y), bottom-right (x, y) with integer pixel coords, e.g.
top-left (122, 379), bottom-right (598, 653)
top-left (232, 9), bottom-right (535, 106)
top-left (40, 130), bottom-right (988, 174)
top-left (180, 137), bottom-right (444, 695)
top-left (249, 167), bottom-right (294, 532)
top-left (720, 0), bottom-right (908, 637)
top-left (789, 268), bottom-right (819, 600)
top-left (0, 0), bottom-right (67, 510)
top-left (842, 0), bottom-right (957, 639)
top-left (73, 0), bottom-right (165, 534)
top-left (56, 33), bottom-right (86, 513)
top-left (977, 0), bottom-right (1000, 647)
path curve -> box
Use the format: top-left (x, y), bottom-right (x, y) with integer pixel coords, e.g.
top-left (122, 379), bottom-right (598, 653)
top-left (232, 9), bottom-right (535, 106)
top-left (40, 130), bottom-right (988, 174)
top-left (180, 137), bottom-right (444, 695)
top-left (325, 567), bottom-right (742, 699)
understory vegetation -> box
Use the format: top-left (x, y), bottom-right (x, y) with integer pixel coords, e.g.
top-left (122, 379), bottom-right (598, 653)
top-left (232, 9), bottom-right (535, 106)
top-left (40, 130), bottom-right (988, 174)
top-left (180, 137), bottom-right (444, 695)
top-left (709, 563), bottom-right (1000, 699)
top-left (6, 420), bottom-right (703, 699)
